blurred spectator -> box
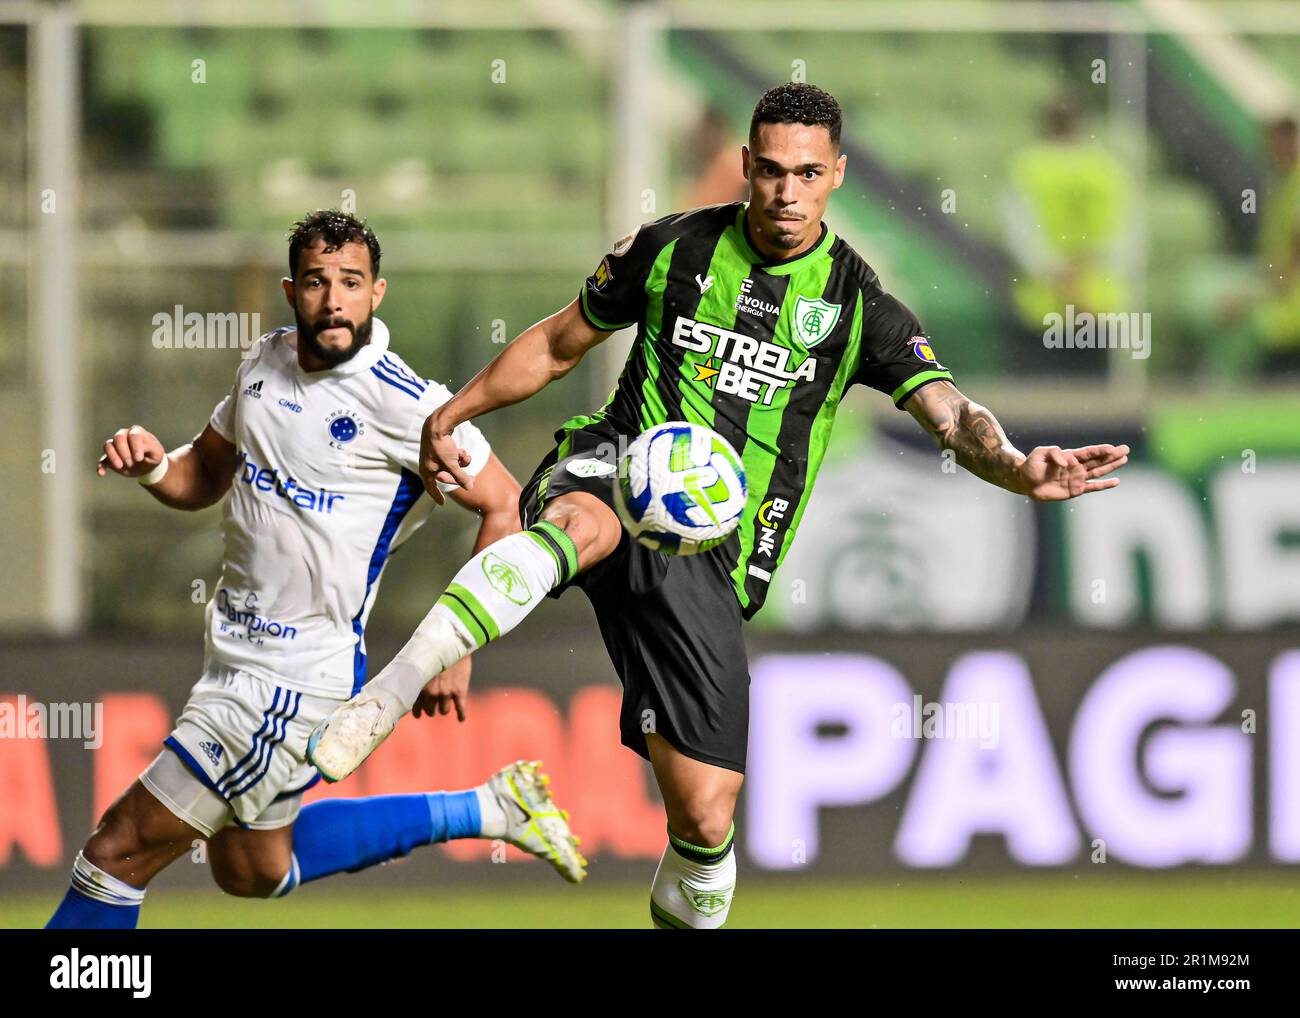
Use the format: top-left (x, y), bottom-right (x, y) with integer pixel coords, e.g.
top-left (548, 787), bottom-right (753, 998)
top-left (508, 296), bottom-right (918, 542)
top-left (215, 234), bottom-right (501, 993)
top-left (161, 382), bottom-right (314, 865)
top-left (680, 105), bottom-right (747, 209)
top-left (1253, 115), bottom-right (1300, 372)
top-left (1191, 114), bottom-right (1300, 381)
top-left (1002, 96), bottom-right (1131, 372)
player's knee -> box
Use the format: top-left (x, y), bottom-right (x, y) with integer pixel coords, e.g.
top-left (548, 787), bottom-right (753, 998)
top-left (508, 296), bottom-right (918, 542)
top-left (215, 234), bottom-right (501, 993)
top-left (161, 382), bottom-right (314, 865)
top-left (540, 496), bottom-right (620, 563)
top-left (666, 793), bottom-right (736, 849)
top-left (209, 853), bottom-right (282, 898)
top-left (83, 800), bottom-right (146, 872)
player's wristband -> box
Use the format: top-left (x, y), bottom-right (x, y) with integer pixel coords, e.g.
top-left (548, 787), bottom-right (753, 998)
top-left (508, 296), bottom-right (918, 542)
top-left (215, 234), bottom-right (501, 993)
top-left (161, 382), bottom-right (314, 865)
top-left (137, 456), bottom-right (170, 487)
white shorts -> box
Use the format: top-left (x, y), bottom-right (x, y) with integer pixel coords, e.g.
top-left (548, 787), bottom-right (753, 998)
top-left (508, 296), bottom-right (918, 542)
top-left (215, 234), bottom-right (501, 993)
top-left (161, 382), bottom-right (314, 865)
top-left (140, 663), bottom-right (341, 838)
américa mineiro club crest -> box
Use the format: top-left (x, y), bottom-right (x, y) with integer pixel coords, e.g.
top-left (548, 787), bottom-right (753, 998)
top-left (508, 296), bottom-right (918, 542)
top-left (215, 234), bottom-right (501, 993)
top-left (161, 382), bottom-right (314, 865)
top-left (792, 295), bottom-right (840, 347)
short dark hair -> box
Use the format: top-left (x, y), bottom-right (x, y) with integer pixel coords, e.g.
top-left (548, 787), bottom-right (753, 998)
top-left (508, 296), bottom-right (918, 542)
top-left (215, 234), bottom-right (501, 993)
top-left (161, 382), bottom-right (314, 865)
top-left (750, 82), bottom-right (842, 147)
top-left (287, 209), bottom-right (382, 279)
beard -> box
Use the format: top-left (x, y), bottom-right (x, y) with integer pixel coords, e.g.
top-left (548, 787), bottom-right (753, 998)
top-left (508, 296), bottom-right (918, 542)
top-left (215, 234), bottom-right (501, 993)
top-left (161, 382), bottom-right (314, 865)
top-left (770, 228), bottom-right (803, 250)
top-left (294, 309), bottom-right (373, 367)
top-left (764, 210), bottom-right (808, 250)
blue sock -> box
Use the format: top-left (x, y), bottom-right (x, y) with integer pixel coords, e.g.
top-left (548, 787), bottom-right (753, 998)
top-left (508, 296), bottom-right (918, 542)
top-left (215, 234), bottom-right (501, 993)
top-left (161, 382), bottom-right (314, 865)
top-left (46, 852), bottom-right (145, 929)
top-left (46, 886), bottom-right (141, 929)
top-left (292, 791), bottom-right (481, 885)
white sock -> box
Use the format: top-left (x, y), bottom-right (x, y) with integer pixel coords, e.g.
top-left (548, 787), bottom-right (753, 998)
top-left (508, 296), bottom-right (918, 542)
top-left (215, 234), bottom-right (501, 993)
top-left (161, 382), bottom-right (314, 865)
top-left (70, 850), bottom-right (147, 907)
top-left (367, 522), bottom-right (580, 710)
top-left (269, 855), bottom-right (300, 898)
top-left (474, 785), bottom-right (509, 839)
top-left (650, 827), bottom-right (737, 930)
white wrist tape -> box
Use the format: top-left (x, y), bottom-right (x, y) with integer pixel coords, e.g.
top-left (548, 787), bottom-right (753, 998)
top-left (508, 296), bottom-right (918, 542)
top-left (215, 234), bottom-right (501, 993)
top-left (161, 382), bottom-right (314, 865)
top-left (137, 456), bottom-right (170, 487)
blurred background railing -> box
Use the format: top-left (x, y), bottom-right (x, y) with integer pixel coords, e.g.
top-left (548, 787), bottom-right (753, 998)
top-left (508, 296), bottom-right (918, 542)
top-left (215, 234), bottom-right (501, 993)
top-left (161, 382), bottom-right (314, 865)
top-left (4, 1), bottom-right (1299, 640)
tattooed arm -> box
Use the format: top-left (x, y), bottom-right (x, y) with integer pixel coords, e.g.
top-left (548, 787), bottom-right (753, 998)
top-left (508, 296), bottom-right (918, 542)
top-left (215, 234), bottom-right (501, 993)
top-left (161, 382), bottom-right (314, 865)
top-left (904, 380), bottom-right (1129, 501)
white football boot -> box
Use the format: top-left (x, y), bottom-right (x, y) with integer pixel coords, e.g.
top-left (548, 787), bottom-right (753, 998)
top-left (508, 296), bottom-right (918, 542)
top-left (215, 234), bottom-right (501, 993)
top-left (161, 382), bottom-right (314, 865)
top-left (307, 686), bottom-right (406, 783)
top-left (490, 760), bottom-right (588, 884)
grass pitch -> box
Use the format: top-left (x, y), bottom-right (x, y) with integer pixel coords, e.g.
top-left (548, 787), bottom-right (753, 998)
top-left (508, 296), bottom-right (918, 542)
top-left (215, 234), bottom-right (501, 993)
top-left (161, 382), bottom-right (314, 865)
top-left (6, 873), bottom-right (1297, 929)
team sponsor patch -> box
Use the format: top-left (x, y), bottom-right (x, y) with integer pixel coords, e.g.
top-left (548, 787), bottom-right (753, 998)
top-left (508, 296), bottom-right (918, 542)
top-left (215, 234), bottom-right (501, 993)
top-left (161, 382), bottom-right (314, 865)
top-left (612, 227), bottom-right (639, 257)
top-left (589, 256), bottom-right (613, 292)
top-left (756, 496), bottom-right (790, 558)
top-left (671, 316), bottom-right (818, 407)
top-left (565, 457), bottom-right (617, 479)
top-left (909, 336), bottom-right (945, 368)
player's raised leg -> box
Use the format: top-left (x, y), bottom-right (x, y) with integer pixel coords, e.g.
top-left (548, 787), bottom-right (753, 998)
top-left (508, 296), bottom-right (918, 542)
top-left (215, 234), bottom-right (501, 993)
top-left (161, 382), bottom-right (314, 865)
top-left (208, 759), bottom-right (586, 895)
top-left (645, 734), bottom-right (743, 930)
top-left (45, 778), bottom-right (204, 929)
top-left (308, 492), bottom-right (621, 782)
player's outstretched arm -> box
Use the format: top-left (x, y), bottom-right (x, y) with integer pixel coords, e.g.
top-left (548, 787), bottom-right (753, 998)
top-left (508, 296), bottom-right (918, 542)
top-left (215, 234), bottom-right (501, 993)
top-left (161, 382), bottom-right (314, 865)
top-left (419, 298), bottom-right (610, 500)
top-left (904, 380), bottom-right (1129, 501)
top-left (448, 452), bottom-right (524, 548)
top-left (96, 423), bottom-right (240, 511)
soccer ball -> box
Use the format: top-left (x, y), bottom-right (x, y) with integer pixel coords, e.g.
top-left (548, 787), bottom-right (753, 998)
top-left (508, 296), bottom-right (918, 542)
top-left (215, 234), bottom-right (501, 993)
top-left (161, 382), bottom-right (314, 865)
top-left (613, 422), bottom-right (747, 555)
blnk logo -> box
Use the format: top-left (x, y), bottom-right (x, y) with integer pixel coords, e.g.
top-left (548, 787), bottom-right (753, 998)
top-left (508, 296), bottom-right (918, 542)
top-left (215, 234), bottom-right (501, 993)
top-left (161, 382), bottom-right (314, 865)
top-left (671, 316), bottom-right (817, 406)
top-left (50, 949), bottom-right (151, 998)
top-left (215, 588), bottom-right (298, 641)
top-left (756, 497), bottom-right (790, 559)
top-left (239, 453), bottom-right (343, 513)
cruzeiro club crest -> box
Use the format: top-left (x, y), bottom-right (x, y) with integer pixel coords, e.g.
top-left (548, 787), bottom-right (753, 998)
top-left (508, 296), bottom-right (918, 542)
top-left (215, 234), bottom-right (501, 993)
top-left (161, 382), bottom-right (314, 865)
top-left (792, 295), bottom-right (841, 347)
top-left (482, 552), bottom-right (530, 605)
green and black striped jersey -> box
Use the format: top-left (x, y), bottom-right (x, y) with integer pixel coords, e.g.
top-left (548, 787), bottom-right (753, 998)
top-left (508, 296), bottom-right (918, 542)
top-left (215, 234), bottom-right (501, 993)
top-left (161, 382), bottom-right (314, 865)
top-left (568, 201), bottom-right (954, 619)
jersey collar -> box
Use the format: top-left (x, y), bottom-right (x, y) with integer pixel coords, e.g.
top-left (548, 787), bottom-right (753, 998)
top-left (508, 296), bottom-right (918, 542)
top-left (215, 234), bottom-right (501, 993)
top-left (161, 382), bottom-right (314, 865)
top-left (733, 203), bottom-right (836, 276)
top-left (287, 316), bottom-right (390, 377)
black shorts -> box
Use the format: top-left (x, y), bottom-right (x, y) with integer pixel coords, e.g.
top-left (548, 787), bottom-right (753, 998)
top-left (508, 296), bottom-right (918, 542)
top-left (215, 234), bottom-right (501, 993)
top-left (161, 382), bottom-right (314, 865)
top-left (519, 424), bottom-right (750, 774)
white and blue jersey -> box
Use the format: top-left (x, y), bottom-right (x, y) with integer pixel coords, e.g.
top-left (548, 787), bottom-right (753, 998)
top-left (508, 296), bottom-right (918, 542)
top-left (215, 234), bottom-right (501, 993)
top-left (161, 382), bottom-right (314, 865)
top-left (203, 318), bottom-right (490, 700)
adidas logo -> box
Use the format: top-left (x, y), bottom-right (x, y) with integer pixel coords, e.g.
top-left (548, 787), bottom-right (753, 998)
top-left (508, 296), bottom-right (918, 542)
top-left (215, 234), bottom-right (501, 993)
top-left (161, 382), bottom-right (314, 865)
top-left (199, 740), bottom-right (224, 765)
top-left (242, 379), bottom-right (264, 399)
